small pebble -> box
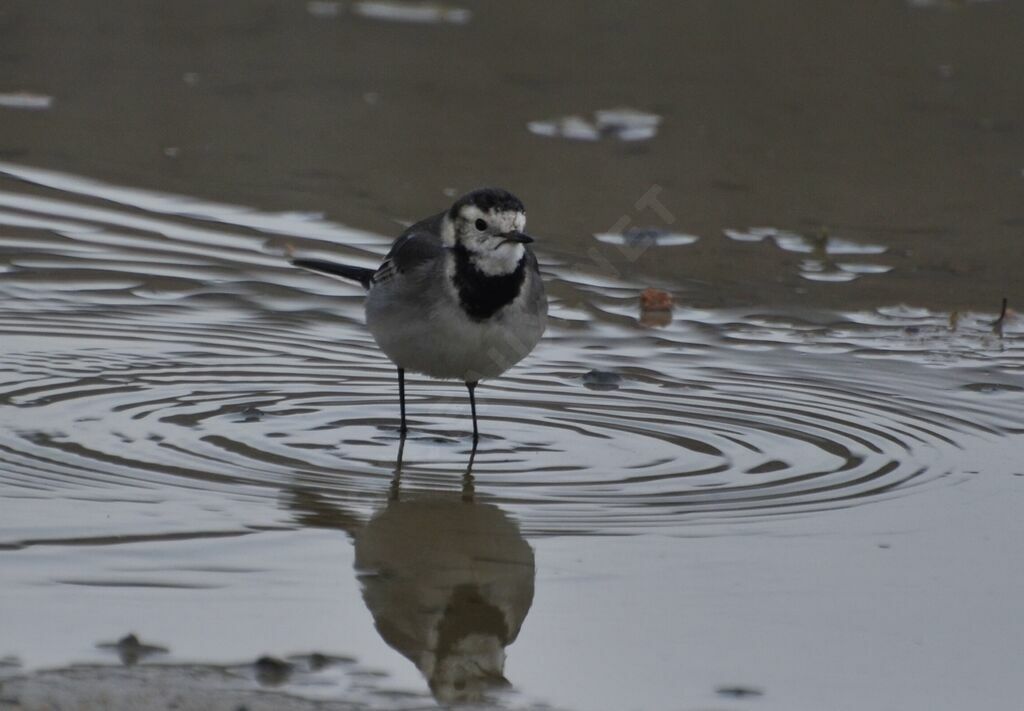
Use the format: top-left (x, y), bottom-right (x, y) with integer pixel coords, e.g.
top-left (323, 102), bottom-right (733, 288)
top-left (96, 633), bottom-right (168, 666)
top-left (240, 406), bottom-right (265, 422)
top-left (254, 656), bottom-right (293, 686)
top-left (582, 369), bottom-right (623, 391)
top-left (716, 685), bottom-right (764, 698)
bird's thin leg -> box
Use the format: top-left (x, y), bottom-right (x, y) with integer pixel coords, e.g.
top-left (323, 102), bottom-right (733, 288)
top-left (466, 380), bottom-right (479, 441)
top-left (397, 367), bottom-right (407, 434)
top-left (389, 429), bottom-right (407, 502)
top-left (462, 436), bottom-right (478, 503)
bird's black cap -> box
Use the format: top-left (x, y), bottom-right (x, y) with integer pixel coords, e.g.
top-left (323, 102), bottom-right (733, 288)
top-left (448, 188), bottom-right (525, 218)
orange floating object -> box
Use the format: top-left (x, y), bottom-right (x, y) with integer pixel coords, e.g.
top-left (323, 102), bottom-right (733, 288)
top-left (640, 287), bottom-right (673, 311)
top-left (639, 288), bottom-right (673, 327)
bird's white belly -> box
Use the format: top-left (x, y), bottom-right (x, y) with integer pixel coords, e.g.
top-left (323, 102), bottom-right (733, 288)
top-left (366, 297), bottom-right (544, 381)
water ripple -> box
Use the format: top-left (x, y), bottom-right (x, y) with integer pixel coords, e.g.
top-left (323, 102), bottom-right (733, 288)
top-left (2, 163), bottom-right (1022, 537)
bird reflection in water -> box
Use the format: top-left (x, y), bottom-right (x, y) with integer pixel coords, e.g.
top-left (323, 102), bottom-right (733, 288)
top-left (288, 437), bottom-right (535, 706)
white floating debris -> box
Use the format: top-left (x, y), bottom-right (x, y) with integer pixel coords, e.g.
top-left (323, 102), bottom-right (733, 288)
top-left (594, 228), bottom-right (698, 247)
top-left (725, 226), bottom-right (886, 255)
top-left (723, 227), bottom-right (790, 243)
top-left (773, 233), bottom-right (887, 255)
top-left (799, 267), bottom-right (859, 282)
top-left (799, 259), bottom-right (891, 282)
top-left (877, 304), bottom-right (934, 319)
top-left (528, 115), bottom-right (600, 141)
top-left (0, 92), bottom-right (54, 110)
top-left (835, 263), bottom-right (893, 274)
top-left (352, 1), bottom-right (471, 24)
top-left (529, 107), bottom-right (661, 142)
top-left (615, 125), bottom-right (658, 141)
top-left (594, 107), bottom-right (662, 141)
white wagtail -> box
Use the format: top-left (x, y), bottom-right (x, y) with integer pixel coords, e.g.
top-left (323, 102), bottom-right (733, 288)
top-left (293, 188), bottom-right (547, 440)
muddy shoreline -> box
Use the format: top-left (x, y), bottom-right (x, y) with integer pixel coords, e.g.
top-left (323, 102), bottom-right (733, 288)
top-left (2, 0), bottom-right (1022, 311)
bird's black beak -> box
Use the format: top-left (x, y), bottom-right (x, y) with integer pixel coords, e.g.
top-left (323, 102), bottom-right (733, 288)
top-left (503, 231), bottom-right (534, 244)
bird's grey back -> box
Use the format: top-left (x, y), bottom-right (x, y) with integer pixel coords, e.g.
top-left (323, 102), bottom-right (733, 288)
top-left (387, 213), bottom-right (445, 261)
top-left (369, 213), bottom-right (445, 287)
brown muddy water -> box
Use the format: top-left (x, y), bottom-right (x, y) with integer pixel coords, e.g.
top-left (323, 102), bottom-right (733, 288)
top-left (2, 2), bottom-right (1024, 711)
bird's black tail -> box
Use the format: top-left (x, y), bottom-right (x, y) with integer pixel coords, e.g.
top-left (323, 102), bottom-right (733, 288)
top-left (292, 258), bottom-right (375, 290)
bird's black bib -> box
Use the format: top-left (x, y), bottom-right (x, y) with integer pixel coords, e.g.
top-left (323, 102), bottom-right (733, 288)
top-left (451, 245), bottom-right (526, 320)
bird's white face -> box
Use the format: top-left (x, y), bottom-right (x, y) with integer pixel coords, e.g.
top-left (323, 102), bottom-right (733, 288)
top-left (448, 205), bottom-right (528, 276)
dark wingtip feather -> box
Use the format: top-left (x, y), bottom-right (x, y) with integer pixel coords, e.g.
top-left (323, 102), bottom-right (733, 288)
top-left (292, 258), bottom-right (374, 290)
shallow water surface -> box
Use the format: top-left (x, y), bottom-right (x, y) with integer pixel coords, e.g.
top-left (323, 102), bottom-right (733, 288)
top-left (1, 165), bottom-right (1023, 710)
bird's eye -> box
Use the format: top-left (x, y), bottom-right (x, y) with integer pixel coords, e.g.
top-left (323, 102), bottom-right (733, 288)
top-left (474, 218), bottom-right (488, 231)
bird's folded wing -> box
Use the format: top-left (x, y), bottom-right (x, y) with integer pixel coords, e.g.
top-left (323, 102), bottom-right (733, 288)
top-left (373, 231), bottom-right (445, 284)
